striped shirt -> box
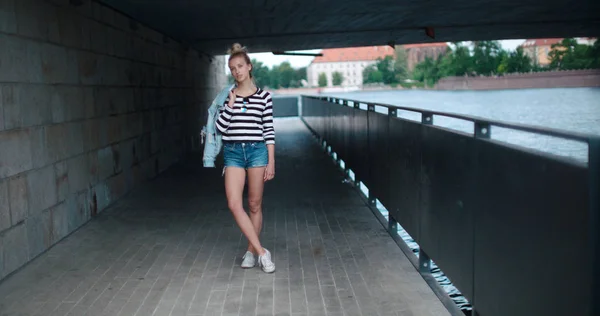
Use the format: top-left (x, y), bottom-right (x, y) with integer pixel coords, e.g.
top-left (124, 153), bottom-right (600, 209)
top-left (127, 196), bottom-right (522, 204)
top-left (216, 88), bottom-right (275, 145)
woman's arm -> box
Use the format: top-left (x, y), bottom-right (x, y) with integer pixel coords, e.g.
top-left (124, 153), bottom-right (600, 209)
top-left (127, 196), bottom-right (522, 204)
top-left (262, 96), bottom-right (275, 145)
top-left (263, 95), bottom-right (275, 181)
top-left (216, 90), bottom-right (236, 133)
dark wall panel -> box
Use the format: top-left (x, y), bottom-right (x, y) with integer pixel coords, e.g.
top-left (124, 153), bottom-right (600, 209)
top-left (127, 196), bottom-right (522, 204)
top-left (473, 140), bottom-right (591, 316)
top-left (419, 126), bottom-right (478, 302)
top-left (388, 117), bottom-right (423, 244)
top-left (273, 96), bottom-right (299, 117)
top-left (367, 111), bottom-right (391, 206)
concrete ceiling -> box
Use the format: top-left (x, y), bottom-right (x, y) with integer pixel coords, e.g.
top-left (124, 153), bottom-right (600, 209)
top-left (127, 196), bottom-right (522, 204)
top-left (98, 0), bottom-right (600, 55)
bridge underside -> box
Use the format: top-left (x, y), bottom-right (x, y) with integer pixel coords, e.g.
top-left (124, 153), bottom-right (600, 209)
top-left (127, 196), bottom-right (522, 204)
top-left (97, 0), bottom-right (600, 54)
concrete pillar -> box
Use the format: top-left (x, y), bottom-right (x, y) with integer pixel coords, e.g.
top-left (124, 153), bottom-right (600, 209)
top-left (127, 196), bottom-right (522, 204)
top-left (0, 0), bottom-right (225, 280)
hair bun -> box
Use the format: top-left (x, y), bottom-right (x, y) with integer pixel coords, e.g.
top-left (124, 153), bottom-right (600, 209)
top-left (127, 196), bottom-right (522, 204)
top-left (228, 43), bottom-right (247, 55)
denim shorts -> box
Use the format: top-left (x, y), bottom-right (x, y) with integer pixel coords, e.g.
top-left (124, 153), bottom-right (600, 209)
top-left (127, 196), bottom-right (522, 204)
top-left (223, 142), bottom-right (268, 169)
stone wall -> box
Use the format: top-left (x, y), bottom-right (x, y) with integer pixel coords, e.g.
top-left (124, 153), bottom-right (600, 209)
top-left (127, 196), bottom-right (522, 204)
top-left (0, 0), bottom-right (226, 280)
top-left (435, 69), bottom-right (600, 90)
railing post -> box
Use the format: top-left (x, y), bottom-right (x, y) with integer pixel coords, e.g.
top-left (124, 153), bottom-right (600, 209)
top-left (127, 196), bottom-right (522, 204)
top-left (422, 112), bottom-right (433, 125)
top-left (590, 137), bottom-right (600, 316)
top-left (475, 121), bottom-right (491, 139)
top-left (419, 248), bottom-right (431, 274)
top-left (388, 216), bottom-right (398, 233)
top-left (351, 102), bottom-right (360, 186)
top-left (472, 120), bottom-right (491, 316)
top-left (368, 193), bottom-right (376, 206)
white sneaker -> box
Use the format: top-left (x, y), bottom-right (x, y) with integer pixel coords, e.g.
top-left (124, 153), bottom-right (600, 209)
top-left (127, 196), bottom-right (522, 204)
top-left (258, 248), bottom-right (276, 273)
top-left (241, 251), bottom-right (255, 268)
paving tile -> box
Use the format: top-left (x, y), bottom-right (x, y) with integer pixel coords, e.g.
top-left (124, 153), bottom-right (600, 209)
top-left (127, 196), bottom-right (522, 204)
top-left (0, 119), bottom-right (449, 316)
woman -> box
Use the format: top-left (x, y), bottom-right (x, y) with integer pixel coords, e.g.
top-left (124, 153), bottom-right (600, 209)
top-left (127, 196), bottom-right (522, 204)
top-left (216, 43), bottom-right (276, 273)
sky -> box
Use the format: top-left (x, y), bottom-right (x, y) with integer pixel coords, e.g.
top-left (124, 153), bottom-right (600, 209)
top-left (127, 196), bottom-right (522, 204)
top-left (242, 39), bottom-right (526, 69)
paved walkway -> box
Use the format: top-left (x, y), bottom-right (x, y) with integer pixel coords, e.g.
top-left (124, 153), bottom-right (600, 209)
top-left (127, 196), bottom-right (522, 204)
top-left (0, 118), bottom-right (448, 316)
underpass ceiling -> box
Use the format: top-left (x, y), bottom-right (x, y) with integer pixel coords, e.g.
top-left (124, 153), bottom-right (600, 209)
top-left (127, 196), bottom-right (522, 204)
top-left (97, 0), bottom-right (600, 55)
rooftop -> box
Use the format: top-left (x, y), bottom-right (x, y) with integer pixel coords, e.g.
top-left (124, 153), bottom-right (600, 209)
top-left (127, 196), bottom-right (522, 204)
top-left (520, 38), bottom-right (563, 47)
top-left (402, 43), bottom-right (449, 48)
top-left (311, 46), bottom-right (395, 64)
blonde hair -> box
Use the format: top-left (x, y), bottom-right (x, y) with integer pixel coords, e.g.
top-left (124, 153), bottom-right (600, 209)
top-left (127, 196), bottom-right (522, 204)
top-left (228, 43), bottom-right (253, 78)
top-left (227, 43), bottom-right (247, 55)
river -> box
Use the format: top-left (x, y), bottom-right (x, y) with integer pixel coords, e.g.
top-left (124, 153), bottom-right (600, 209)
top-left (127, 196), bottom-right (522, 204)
top-left (322, 87), bottom-right (600, 164)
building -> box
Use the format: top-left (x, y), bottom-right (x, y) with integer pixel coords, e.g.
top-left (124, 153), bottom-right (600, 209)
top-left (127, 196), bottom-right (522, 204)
top-left (576, 37), bottom-right (597, 45)
top-left (401, 43), bottom-right (448, 71)
top-left (307, 46), bottom-right (394, 87)
top-left (520, 38), bottom-right (564, 66)
top-left (520, 37), bottom-right (597, 67)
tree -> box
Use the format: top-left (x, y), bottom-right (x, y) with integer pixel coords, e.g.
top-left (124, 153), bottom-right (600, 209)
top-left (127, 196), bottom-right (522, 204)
top-left (295, 67), bottom-right (307, 86)
top-left (408, 38), bottom-right (599, 86)
top-left (394, 47), bottom-right (409, 81)
top-left (362, 56), bottom-right (398, 85)
top-left (376, 55), bottom-right (397, 84)
top-left (363, 64), bottom-right (383, 84)
top-left (472, 40), bottom-right (503, 76)
top-left (412, 56), bottom-right (441, 87)
top-left (318, 73), bottom-right (328, 87)
top-left (226, 61), bottom-right (313, 89)
top-left (268, 65), bottom-right (280, 88)
top-left (549, 38), bottom-right (600, 70)
top-left (439, 43), bottom-right (473, 77)
top-left (332, 71), bottom-right (344, 86)
top-left (592, 40), bottom-right (600, 69)
top-left (251, 59), bottom-right (270, 87)
top-left (497, 47), bottom-right (532, 74)
top-left (271, 61), bottom-right (296, 88)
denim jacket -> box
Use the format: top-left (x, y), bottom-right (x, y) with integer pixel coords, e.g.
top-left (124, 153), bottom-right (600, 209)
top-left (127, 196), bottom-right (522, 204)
top-left (202, 84), bottom-right (235, 167)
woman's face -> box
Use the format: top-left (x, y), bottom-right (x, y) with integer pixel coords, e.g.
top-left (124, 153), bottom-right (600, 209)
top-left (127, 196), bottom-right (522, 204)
top-left (229, 56), bottom-right (252, 82)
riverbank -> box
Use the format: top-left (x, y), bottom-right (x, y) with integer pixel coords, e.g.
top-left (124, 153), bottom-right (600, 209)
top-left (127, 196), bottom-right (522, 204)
top-left (435, 69), bottom-right (600, 90)
top-left (272, 69), bottom-right (600, 95)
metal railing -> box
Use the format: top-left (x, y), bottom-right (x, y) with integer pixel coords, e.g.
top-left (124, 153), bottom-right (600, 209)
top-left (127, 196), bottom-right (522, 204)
top-left (272, 95), bottom-right (300, 117)
top-left (299, 95), bottom-right (599, 316)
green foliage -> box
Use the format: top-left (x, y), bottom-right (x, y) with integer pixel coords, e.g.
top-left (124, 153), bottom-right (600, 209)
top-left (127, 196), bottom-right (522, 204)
top-left (497, 47), bottom-right (532, 74)
top-left (363, 55), bottom-right (399, 85)
top-left (411, 57), bottom-right (441, 87)
top-left (394, 47), bottom-right (409, 81)
top-left (377, 55), bottom-right (397, 84)
top-left (362, 64), bottom-right (382, 84)
top-left (471, 41), bottom-right (503, 76)
top-left (332, 71), bottom-right (344, 86)
top-left (409, 38), bottom-right (599, 87)
top-left (228, 59), bottom-right (308, 89)
top-left (251, 59), bottom-right (270, 87)
top-left (318, 73), bottom-right (327, 87)
top-left (437, 43), bottom-right (473, 77)
top-left (549, 38), bottom-right (600, 70)
top-left (274, 62), bottom-right (296, 88)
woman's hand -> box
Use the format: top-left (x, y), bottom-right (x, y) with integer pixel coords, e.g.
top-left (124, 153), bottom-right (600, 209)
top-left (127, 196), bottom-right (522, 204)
top-left (264, 163), bottom-right (275, 182)
top-left (227, 90), bottom-right (236, 108)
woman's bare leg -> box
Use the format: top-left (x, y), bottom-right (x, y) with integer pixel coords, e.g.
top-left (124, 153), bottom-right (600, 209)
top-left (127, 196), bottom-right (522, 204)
top-left (225, 167), bottom-right (265, 256)
top-left (246, 166), bottom-right (266, 254)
